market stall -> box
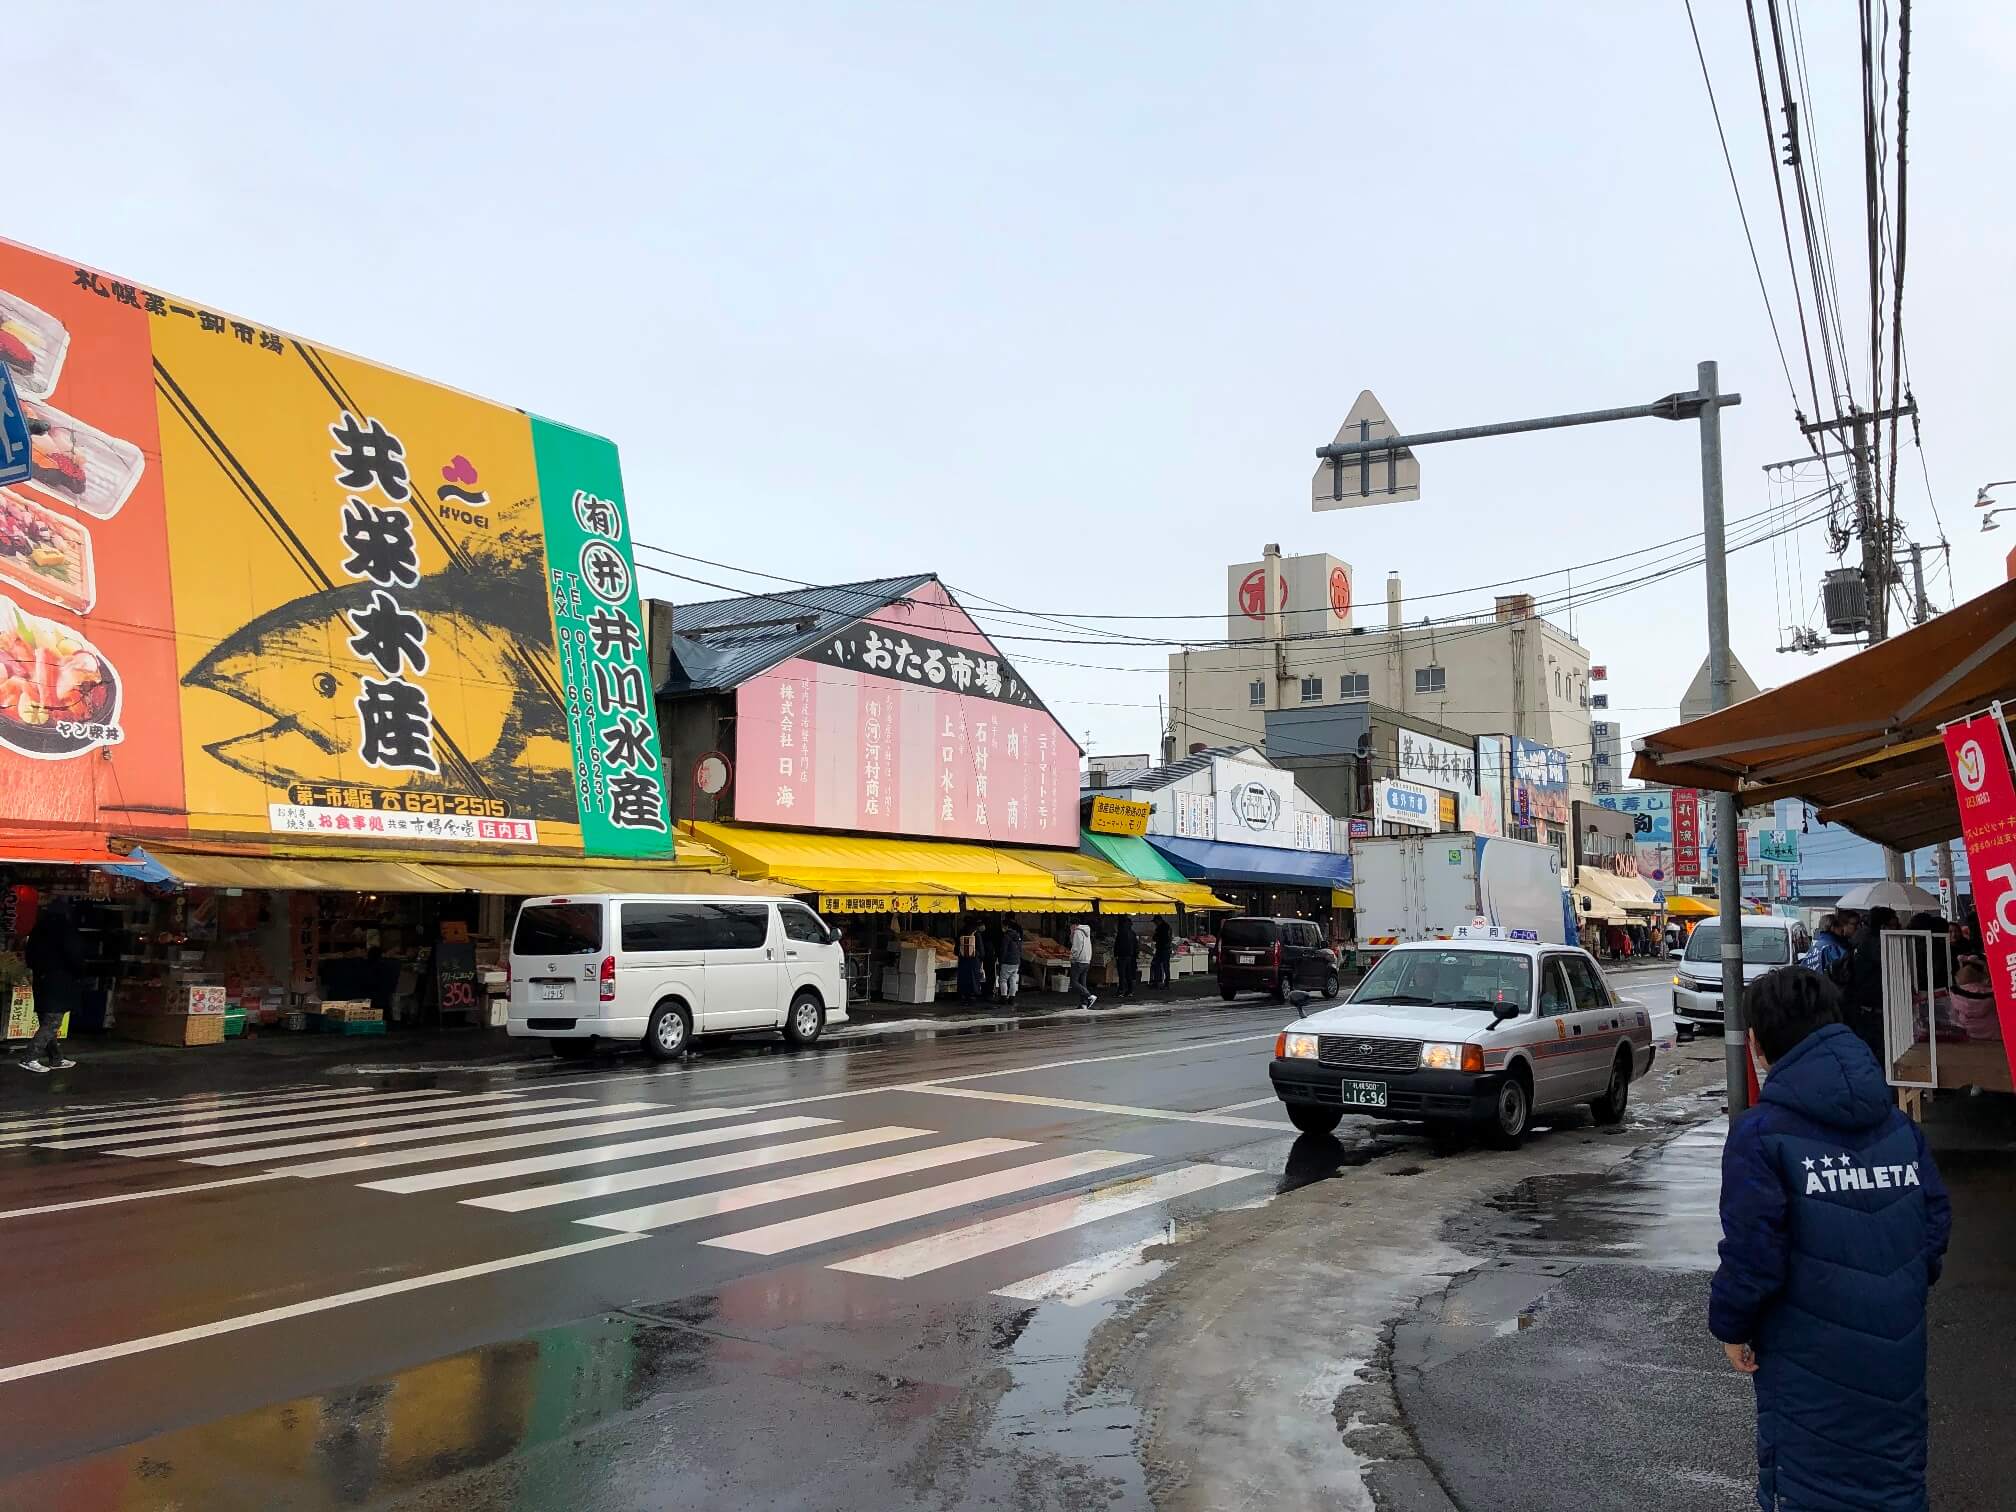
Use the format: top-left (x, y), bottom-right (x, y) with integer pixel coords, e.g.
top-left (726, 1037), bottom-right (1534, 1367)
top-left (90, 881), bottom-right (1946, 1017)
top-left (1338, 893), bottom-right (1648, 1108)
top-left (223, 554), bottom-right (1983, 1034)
top-left (1631, 578), bottom-right (2016, 1099)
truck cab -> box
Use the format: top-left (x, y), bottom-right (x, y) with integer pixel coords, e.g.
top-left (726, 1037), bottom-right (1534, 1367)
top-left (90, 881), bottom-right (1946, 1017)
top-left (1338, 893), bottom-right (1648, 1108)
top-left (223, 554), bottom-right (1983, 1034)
top-left (1267, 930), bottom-right (1658, 1148)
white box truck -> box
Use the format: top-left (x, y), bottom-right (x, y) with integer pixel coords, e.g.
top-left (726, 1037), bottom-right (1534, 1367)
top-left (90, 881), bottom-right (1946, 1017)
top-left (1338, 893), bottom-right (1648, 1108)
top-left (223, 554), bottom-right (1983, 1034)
top-left (1352, 834), bottom-right (1569, 957)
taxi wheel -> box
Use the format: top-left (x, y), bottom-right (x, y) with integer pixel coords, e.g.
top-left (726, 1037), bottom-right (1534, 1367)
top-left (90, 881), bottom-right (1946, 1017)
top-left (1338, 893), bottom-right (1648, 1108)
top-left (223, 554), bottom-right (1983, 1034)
top-left (1484, 1074), bottom-right (1532, 1149)
top-left (784, 992), bottom-right (825, 1047)
top-left (1591, 1052), bottom-right (1631, 1126)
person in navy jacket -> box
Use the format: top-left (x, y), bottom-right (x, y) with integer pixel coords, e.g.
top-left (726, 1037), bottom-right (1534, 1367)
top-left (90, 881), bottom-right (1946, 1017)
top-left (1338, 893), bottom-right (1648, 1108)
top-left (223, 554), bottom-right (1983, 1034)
top-left (1711, 966), bottom-right (1951, 1511)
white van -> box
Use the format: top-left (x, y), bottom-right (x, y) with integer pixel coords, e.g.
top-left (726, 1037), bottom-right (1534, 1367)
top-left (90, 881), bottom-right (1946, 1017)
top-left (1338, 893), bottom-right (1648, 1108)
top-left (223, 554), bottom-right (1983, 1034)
top-left (507, 894), bottom-right (848, 1059)
top-left (1671, 915), bottom-right (1805, 1025)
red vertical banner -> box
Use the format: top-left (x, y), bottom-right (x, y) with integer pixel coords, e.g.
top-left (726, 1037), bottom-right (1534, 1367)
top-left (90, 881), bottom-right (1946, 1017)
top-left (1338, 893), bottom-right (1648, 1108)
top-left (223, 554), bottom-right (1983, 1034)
top-left (1943, 710), bottom-right (2016, 1082)
top-left (1673, 788), bottom-right (1701, 879)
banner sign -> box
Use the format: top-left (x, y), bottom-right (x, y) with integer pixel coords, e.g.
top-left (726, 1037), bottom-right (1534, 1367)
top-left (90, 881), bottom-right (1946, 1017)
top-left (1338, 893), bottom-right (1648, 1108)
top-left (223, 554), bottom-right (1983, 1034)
top-left (1396, 726), bottom-right (1476, 796)
top-left (737, 581), bottom-right (1079, 848)
top-left (0, 237), bottom-right (669, 857)
top-left (1513, 738), bottom-right (1570, 827)
top-left (1944, 709), bottom-right (2016, 1076)
top-left (1088, 795), bottom-right (1152, 837)
top-left (1673, 788), bottom-right (1702, 878)
top-left (1374, 777), bottom-right (1436, 831)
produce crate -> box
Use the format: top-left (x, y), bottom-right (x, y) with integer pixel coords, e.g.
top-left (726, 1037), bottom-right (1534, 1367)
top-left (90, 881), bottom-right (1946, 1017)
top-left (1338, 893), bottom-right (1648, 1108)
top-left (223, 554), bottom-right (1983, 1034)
top-left (121, 1013), bottom-right (224, 1048)
top-left (314, 1016), bottom-right (386, 1036)
top-left (222, 1010), bottom-right (248, 1039)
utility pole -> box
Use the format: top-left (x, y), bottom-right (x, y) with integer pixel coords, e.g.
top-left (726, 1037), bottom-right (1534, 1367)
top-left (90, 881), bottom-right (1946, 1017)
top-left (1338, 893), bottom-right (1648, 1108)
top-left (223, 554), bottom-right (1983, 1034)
top-left (1801, 399), bottom-right (1918, 881)
top-left (1696, 362), bottom-right (1750, 1118)
top-left (1313, 361), bottom-right (1749, 1112)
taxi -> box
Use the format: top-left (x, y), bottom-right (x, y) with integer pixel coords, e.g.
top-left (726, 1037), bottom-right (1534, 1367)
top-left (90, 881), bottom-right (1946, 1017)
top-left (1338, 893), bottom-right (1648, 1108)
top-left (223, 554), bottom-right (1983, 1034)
top-left (1267, 929), bottom-right (1659, 1148)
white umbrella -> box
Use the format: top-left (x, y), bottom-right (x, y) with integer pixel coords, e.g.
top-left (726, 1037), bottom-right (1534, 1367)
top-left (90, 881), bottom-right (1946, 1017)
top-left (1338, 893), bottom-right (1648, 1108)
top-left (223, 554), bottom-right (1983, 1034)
top-left (1833, 880), bottom-right (1942, 914)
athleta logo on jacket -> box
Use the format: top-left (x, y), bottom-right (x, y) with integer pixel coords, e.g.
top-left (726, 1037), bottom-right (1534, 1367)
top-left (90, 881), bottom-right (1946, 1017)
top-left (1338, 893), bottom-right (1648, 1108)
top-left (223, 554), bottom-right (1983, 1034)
top-left (1802, 1154), bottom-right (1920, 1195)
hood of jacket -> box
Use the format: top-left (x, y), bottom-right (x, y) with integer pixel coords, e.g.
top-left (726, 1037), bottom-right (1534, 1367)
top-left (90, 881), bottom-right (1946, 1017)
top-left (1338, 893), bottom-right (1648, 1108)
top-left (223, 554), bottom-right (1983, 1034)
top-left (1759, 1022), bottom-right (1894, 1131)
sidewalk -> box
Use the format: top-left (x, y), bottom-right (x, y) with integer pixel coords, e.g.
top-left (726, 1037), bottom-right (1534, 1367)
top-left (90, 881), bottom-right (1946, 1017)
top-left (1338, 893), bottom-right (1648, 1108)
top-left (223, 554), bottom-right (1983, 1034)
top-left (1391, 1096), bottom-right (2016, 1511)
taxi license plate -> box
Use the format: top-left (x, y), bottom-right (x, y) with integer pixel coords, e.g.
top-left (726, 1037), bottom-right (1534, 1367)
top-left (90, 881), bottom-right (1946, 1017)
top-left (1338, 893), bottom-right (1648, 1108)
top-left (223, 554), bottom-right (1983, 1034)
top-left (1341, 1081), bottom-right (1387, 1107)
top-left (1237, 952), bottom-right (1258, 965)
top-left (537, 982), bottom-right (569, 1002)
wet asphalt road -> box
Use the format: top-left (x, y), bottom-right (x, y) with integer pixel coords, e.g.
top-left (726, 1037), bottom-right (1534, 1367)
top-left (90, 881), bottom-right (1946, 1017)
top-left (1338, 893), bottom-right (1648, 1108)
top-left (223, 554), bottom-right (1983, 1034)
top-left (0, 967), bottom-right (1699, 1510)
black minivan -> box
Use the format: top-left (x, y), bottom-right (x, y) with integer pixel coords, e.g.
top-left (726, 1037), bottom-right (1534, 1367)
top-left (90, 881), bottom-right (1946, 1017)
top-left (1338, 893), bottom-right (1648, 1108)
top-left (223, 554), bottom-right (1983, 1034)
top-left (1218, 917), bottom-right (1340, 1003)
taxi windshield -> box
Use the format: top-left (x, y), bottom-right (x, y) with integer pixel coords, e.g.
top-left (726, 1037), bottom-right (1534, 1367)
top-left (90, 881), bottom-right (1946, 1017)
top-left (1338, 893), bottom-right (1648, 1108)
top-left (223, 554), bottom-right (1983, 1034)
top-left (1350, 949), bottom-right (1531, 1012)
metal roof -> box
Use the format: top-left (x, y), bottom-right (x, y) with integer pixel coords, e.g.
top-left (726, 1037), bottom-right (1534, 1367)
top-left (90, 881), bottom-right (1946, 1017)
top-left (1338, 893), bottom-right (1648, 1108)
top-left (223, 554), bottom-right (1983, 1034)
top-left (655, 573), bottom-right (935, 695)
top-left (1085, 745), bottom-right (1258, 794)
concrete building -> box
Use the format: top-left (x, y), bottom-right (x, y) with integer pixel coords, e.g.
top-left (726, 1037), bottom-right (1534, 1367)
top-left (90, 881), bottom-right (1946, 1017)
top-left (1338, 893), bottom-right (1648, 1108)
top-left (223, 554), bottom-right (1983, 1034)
top-left (1166, 545), bottom-right (1598, 801)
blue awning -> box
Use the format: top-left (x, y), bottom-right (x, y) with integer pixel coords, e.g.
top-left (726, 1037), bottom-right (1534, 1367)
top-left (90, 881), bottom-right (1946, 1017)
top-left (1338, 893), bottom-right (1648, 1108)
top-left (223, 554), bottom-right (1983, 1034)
top-left (1147, 836), bottom-right (1353, 890)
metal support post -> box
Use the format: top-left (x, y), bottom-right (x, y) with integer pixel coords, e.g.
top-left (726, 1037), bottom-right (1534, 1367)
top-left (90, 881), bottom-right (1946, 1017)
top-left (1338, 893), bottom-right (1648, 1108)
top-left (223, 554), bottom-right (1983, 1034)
top-left (1697, 362), bottom-right (1749, 1116)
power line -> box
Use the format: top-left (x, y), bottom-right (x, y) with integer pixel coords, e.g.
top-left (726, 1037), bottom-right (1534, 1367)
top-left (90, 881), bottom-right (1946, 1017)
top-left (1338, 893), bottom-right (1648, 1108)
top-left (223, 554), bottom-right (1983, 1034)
top-left (1686, 0), bottom-right (1803, 410)
top-left (1885, 0), bottom-right (1912, 547)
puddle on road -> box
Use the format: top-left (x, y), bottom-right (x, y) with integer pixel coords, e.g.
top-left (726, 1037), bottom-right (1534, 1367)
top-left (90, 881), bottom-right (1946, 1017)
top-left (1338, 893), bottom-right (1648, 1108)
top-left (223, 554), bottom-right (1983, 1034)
top-left (1443, 1121), bottom-right (1726, 1270)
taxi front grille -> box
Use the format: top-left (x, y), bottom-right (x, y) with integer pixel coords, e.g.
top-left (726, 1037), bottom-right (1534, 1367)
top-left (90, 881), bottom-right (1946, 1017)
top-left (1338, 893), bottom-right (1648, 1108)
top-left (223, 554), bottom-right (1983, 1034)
top-left (1317, 1035), bottom-right (1420, 1071)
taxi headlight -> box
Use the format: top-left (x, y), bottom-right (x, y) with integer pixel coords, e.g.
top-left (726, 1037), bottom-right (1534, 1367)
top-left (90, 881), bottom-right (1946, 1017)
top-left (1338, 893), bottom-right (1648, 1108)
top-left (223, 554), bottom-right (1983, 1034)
top-left (1672, 974), bottom-right (1682, 987)
top-left (1421, 1041), bottom-right (1486, 1073)
top-left (1282, 1032), bottom-right (1320, 1060)
top-left (1420, 1042), bottom-right (1464, 1071)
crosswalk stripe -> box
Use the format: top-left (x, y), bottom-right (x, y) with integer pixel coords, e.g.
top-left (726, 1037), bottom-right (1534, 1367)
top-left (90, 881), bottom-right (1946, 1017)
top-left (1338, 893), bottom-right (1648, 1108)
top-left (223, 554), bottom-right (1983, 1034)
top-left (829, 1164), bottom-right (1259, 1279)
top-left (468, 1126), bottom-right (957, 1215)
top-left (0, 1087), bottom-right (396, 1141)
top-left (354, 1115), bottom-right (833, 1193)
top-left (178, 1101), bottom-right (660, 1166)
top-left (0, 1083), bottom-right (345, 1128)
top-left (36, 1091), bottom-right (533, 1151)
top-left (680, 1149), bottom-right (1147, 1253)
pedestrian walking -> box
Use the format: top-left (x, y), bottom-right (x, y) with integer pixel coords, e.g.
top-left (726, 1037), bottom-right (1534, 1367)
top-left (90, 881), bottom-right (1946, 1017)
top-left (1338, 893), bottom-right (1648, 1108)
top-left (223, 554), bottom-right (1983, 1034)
top-left (998, 919), bottom-right (1023, 1004)
top-left (955, 920), bottom-right (981, 1005)
top-left (1150, 915), bottom-right (1173, 991)
top-left (981, 917), bottom-right (1003, 1002)
top-left (21, 898), bottom-right (84, 1074)
top-left (1797, 912), bottom-right (1851, 975)
top-left (1113, 918), bottom-right (1139, 1000)
top-left (1711, 965), bottom-right (1950, 1512)
top-left (1842, 907), bottom-right (1897, 1063)
top-left (1069, 920), bottom-right (1096, 1009)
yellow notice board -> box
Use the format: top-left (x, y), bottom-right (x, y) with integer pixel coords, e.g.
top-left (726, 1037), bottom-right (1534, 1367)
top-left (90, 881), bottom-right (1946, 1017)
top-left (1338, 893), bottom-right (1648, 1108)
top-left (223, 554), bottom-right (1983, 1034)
top-left (1088, 797), bottom-right (1153, 837)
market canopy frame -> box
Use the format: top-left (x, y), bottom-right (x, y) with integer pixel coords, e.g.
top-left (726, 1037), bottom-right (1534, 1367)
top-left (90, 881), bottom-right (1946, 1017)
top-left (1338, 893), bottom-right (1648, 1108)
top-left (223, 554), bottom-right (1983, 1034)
top-left (1629, 579), bottom-right (2016, 852)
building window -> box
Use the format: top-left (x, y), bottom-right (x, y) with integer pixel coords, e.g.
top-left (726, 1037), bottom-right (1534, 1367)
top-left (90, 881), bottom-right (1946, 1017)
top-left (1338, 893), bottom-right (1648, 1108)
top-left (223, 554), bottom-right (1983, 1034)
top-left (1248, 680), bottom-right (1264, 707)
top-left (1553, 669), bottom-right (1562, 698)
top-left (1299, 676), bottom-right (1323, 703)
top-left (1581, 762), bottom-right (1593, 786)
top-left (1414, 666), bottom-right (1445, 694)
top-left (1339, 672), bottom-right (1369, 699)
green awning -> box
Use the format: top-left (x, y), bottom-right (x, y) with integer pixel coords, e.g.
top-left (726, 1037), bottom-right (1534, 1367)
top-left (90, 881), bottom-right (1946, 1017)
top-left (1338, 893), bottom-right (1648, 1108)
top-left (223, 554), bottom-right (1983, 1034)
top-left (1084, 832), bottom-right (1187, 882)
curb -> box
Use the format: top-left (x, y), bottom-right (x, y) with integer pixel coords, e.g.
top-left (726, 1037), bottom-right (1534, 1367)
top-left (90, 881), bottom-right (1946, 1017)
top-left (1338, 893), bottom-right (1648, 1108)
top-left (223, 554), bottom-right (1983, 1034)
top-left (825, 993), bottom-right (1274, 1047)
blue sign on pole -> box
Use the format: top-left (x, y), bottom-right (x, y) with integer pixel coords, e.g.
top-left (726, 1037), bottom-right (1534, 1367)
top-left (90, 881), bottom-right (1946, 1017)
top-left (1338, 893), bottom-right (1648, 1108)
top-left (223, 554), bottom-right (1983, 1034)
top-left (0, 365), bottom-right (30, 488)
top-left (1652, 890), bottom-right (1666, 907)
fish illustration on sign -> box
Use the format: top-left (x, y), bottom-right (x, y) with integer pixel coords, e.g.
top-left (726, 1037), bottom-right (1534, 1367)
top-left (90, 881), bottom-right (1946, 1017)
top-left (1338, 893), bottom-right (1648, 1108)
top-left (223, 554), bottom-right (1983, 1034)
top-left (183, 537), bottom-right (577, 818)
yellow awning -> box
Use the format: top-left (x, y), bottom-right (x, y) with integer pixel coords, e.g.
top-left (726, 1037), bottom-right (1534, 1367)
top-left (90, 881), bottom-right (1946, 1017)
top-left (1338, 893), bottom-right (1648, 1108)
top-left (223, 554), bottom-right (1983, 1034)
top-left (1016, 847), bottom-right (1181, 912)
top-left (691, 822), bottom-right (1082, 910)
top-left (132, 840), bottom-right (781, 896)
top-left (965, 894), bottom-right (1085, 915)
top-left (1152, 881), bottom-right (1238, 911)
top-left (1663, 894), bottom-right (1716, 918)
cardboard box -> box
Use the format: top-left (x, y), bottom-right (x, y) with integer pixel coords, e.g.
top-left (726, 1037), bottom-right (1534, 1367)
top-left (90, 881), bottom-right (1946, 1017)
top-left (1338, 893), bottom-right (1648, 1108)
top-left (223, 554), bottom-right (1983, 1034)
top-left (122, 1012), bottom-right (224, 1047)
top-left (879, 970), bottom-right (935, 1004)
top-left (898, 946), bottom-right (939, 976)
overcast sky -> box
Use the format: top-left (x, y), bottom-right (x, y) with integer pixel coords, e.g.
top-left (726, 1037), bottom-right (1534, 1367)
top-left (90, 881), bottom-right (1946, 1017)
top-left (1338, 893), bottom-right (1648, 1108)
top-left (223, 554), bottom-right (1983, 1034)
top-left (19, 2), bottom-right (2014, 765)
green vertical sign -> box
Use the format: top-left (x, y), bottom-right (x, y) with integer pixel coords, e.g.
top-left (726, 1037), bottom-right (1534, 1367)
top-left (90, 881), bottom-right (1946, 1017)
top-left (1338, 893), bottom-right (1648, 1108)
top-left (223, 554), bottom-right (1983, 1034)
top-left (530, 415), bottom-right (672, 858)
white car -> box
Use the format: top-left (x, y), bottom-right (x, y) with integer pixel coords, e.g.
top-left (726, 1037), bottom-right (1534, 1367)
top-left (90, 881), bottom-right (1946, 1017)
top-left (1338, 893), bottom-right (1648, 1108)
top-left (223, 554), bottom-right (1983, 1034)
top-left (507, 893), bottom-right (848, 1059)
top-left (1671, 916), bottom-right (1802, 1027)
top-left (1268, 932), bottom-right (1658, 1147)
